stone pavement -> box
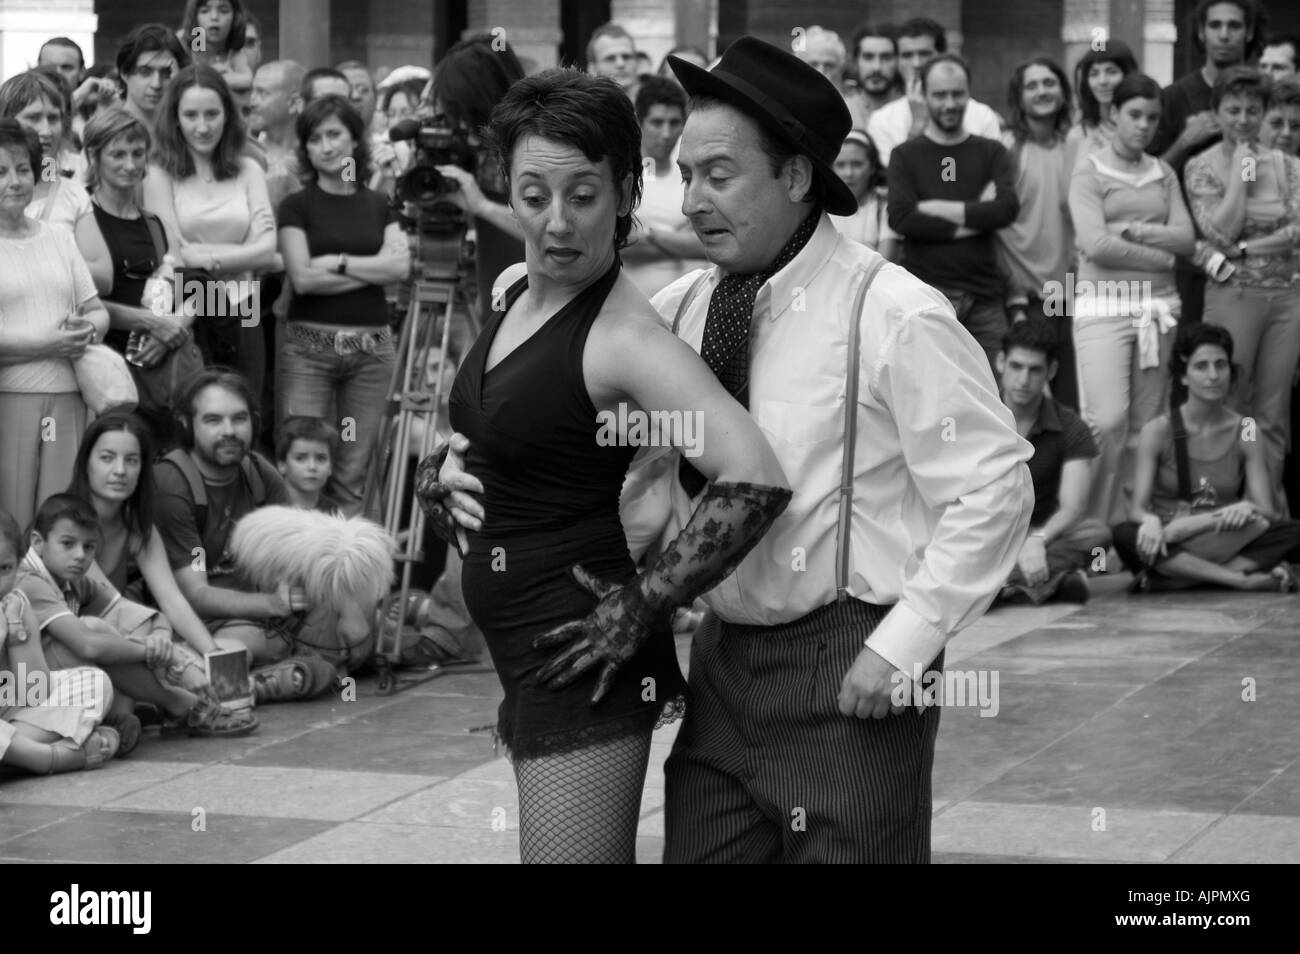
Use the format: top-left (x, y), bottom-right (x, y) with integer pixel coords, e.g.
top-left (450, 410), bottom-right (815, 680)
top-left (1, 575), bottom-right (1297, 864)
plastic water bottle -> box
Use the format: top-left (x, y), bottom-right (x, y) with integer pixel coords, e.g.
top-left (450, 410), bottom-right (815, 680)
top-left (125, 330), bottom-right (150, 366)
top-left (142, 254), bottom-right (177, 316)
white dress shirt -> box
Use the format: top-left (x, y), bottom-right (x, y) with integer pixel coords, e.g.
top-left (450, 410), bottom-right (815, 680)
top-left (637, 214), bottom-right (1034, 676)
top-left (868, 96), bottom-right (1004, 168)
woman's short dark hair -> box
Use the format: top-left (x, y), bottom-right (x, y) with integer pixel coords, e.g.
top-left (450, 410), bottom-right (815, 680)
top-left (1111, 73), bottom-right (1164, 113)
top-left (116, 23), bottom-right (191, 78)
top-left (1211, 65), bottom-right (1270, 111)
top-left (67, 411), bottom-right (156, 545)
top-left (489, 68), bottom-right (644, 250)
top-left (1169, 322), bottom-right (1238, 404)
top-left (688, 93), bottom-right (827, 209)
top-left (434, 33), bottom-right (525, 134)
top-left (1073, 39), bottom-right (1139, 128)
top-left (180, 0), bottom-right (248, 53)
top-left (154, 64), bottom-right (246, 181)
top-left (295, 94), bottom-right (372, 185)
top-left (0, 70), bottom-right (70, 136)
top-left (0, 118), bottom-right (43, 172)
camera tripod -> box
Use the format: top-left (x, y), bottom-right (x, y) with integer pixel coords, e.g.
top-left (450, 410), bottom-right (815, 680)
top-left (364, 261), bottom-right (484, 695)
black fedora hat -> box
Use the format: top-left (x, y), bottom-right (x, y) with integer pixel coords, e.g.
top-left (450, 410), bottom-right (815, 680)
top-left (668, 36), bottom-right (857, 216)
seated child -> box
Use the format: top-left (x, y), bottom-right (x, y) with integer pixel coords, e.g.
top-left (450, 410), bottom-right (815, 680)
top-left (17, 495), bottom-right (257, 742)
top-left (276, 416), bottom-right (342, 515)
top-left (0, 509), bottom-right (119, 774)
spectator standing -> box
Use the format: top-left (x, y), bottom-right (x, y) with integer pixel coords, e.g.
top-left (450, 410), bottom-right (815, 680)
top-left (116, 24), bottom-right (190, 130)
top-left (999, 57), bottom-right (1079, 409)
top-left (623, 76), bottom-right (708, 297)
top-left (845, 24), bottom-right (902, 131)
top-left (1065, 39), bottom-right (1140, 173)
top-left (868, 17), bottom-right (1002, 168)
top-left (0, 121), bottom-right (109, 531)
top-left (1185, 68), bottom-right (1300, 515)
top-left (587, 22), bottom-right (640, 102)
top-left (144, 65), bottom-right (277, 399)
top-left (829, 130), bottom-right (897, 258)
top-left (1260, 76), bottom-right (1300, 155)
top-left (1069, 74), bottom-right (1196, 524)
top-left (1148, 0), bottom-right (1268, 326)
top-left (1260, 34), bottom-right (1298, 81)
top-left (180, 0), bottom-right (254, 95)
top-left (888, 55), bottom-right (1020, 372)
top-left (337, 60), bottom-right (378, 132)
top-left (276, 95), bottom-right (410, 517)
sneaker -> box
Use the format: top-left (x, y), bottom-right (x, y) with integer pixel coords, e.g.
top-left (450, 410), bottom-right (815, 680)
top-left (1056, 569), bottom-right (1091, 603)
top-left (161, 696), bottom-right (259, 738)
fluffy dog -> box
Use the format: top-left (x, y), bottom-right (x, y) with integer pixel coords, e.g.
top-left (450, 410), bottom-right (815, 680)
top-left (229, 507), bottom-right (395, 670)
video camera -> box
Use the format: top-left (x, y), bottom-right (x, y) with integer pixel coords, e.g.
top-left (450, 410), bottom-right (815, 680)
top-left (387, 116), bottom-right (478, 221)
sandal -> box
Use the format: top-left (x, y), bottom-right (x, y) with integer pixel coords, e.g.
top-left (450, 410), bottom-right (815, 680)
top-left (47, 726), bottom-right (120, 774)
top-left (104, 713), bottom-right (142, 757)
top-left (1271, 563), bottom-right (1298, 593)
top-left (252, 655), bottom-right (337, 704)
top-left (161, 696), bottom-right (259, 738)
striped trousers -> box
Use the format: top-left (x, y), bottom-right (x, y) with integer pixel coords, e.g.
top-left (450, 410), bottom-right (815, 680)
top-left (664, 600), bottom-right (941, 864)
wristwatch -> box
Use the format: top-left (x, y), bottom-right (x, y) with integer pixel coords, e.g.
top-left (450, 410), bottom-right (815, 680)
top-left (1236, 240), bottom-right (1249, 259)
top-left (336, 253), bottom-right (349, 275)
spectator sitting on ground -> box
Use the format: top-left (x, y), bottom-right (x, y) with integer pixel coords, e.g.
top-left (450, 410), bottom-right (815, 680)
top-left (622, 75), bottom-right (708, 297)
top-left (0, 509), bottom-right (120, 774)
top-left (829, 129), bottom-right (897, 258)
top-left (275, 416), bottom-right (341, 514)
top-left (0, 121), bottom-right (109, 532)
top-left (152, 368), bottom-right (361, 692)
top-left (0, 70), bottom-right (111, 292)
top-left (994, 318), bottom-right (1110, 604)
top-left (1115, 323), bottom-right (1300, 592)
top-left (116, 23), bottom-right (191, 130)
top-left (17, 493), bottom-right (257, 743)
top-left (180, 0), bottom-right (254, 95)
top-left (867, 16), bottom-right (1003, 167)
top-left (1259, 76), bottom-right (1300, 156)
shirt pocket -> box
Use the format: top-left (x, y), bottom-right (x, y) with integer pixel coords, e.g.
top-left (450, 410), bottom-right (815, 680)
top-left (754, 399), bottom-right (843, 446)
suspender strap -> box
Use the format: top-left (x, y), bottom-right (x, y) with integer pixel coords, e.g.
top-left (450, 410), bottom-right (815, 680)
top-left (671, 270), bottom-right (712, 335)
top-left (836, 255), bottom-right (889, 602)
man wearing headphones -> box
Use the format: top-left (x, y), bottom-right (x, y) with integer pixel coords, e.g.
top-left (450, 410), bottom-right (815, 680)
top-left (153, 368), bottom-right (333, 701)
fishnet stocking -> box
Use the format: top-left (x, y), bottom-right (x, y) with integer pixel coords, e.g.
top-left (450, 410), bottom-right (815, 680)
top-left (514, 732), bottom-right (653, 864)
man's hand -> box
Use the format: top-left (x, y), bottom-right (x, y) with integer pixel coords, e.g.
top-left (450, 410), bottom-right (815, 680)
top-left (838, 644), bottom-right (907, 719)
top-left (415, 432), bottom-right (483, 554)
top-left (435, 165), bottom-right (487, 217)
top-left (1015, 535), bottom-right (1050, 587)
top-left (1181, 111), bottom-right (1221, 151)
top-left (1136, 514), bottom-right (1167, 565)
top-left (906, 73), bottom-right (928, 136)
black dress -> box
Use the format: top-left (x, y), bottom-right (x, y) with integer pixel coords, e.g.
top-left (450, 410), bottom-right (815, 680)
top-left (450, 261), bottom-right (685, 758)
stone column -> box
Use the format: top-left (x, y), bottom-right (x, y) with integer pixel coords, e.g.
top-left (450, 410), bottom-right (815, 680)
top-left (279, 0), bottom-right (329, 73)
top-left (469, 0), bottom-right (562, 71)
top-left (0, 0), bottom-right (96, 81)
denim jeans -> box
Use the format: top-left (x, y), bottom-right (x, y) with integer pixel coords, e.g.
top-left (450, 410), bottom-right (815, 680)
top-left (276, 324), bottom-right (395, 517)
top-left (935, 287), bottom-right (1008, 378)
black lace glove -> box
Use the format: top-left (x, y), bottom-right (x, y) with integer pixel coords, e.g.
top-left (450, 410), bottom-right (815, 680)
top-left (414, 444), bottom-right (463, 556)
top-left (533, 480), bottom-right (792, 703)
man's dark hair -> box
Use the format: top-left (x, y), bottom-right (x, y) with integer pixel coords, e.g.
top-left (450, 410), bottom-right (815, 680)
top-left (276, 416), bottom-right (339, 463)
top-left (1190, 0), bottom-right (1268, 62)
top-left (301, 66), bottom-right (348, 103)
top-left (490, 68), bottom-right (645, 249)
top-left (1007, 57), bottom-right (1072, 149)
top-left (688, 93), bottom-right (826, 208)
top-left (634, 75), bottom-right (686, 122)
top-left (433, 33), bottom-right (525, 134)
top-left (32, 493), bottom-right (100, 540)
top-left (920, 53), bottom-right (970, 93)
top-left (178, 367), bottom-right (259, 430)
top-left (39, 37), bottom-right (85, 71)
top-left (1210, 65), bottom-right (1270, 110)
top-left (851, 23), bottom-right (896, 59)
top-left (1001, 317), bottom-right (1059, 365)
top-left (116, 23), bottom-right (191, 78)
top-left (895, 17), bottom-right (947, 53)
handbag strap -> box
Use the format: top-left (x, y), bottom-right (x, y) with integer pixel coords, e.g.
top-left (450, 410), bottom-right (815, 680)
top-left (1170, 402), bottom-right (1193, 501)
top-left (836, 254), bottom-right (889, 602)
top-left (143, 213), bottom-right (168, 265)
top-left (39, 179), bottom-right (61, 223)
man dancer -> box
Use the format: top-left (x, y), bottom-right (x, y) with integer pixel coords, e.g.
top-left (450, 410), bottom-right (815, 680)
top-left (422, 39), bottom-right (1032, 863)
